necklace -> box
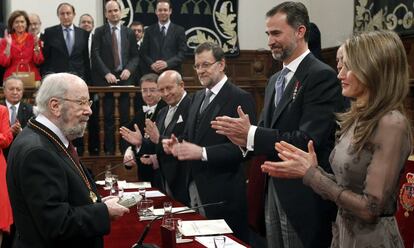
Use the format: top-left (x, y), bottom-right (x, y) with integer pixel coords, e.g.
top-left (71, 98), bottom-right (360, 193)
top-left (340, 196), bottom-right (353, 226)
top-left (29, 120), bottom-right (98, 203)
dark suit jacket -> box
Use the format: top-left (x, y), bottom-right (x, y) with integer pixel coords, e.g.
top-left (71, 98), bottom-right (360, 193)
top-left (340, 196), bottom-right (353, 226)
top-left (91, 23), bottom-right (139, 85)
top-left (2, 101), bottom-right (34, 158)
top-left (41, 25), bottom-right (91, 81)
top-left (140, 23), bottom-right (186, 74)
top-left (6, 120), bottom-right (109, 248)
top-left (139, 94), bottom-right (191, 204)
top-left (122, 100), bottom-right (166, 180)
top-left (182, 80), bottom-right (256, 242)
top-left (255, 53), bottom-right (344, 247)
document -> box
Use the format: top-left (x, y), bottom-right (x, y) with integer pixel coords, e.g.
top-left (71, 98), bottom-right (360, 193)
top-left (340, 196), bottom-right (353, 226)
top-left (180, 219), bottom-right (233, 236)
top-left (145, 190), bottom-right (165, 198)
top-left (152, 207), bottom-right (195, 216)
top-left (195, 235), bottom-right (246, 248)
top-left (118, 181), bottom-right (151, 189)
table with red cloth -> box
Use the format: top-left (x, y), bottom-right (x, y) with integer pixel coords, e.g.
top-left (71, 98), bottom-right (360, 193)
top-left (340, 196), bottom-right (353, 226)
top-left (100, 187), bottom-right (248, 248)
top-left (396, 157), bottom-right (414, 248)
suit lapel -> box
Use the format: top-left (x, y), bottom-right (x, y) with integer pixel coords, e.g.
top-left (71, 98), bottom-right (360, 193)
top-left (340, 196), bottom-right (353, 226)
top-left (57, 27), bottom-right (70, 56)
top-left (269, 53), bottom-right (313, 127)
top-left (271, 75), bottom-right (297, 126)
top-left (120, 26), bottom-right (128, 62)
top-left (195, 82), bottom-right (230, 142)
top-left (187, 91), bottom-right (204, 141)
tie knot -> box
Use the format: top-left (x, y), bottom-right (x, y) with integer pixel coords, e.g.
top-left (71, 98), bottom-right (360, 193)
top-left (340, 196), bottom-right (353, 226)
top-left (112, 26), bottom-right (117, 32)
top-left (161, 26), bottom-right (166, 31)
top-left (65, 28), bottom-right (71, 32)
top-left (205, 90), bottom-right (213, 98)
top-left (10, 105), bottom-right (16, 110)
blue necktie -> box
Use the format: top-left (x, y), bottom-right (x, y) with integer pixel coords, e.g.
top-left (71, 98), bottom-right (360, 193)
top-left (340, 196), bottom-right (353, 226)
top-left (10, 105), bottom-right (16, 124)
top-left (64, 28), bottom-right (73, 55)
top-left (274, 67), bottom-right (290, 107)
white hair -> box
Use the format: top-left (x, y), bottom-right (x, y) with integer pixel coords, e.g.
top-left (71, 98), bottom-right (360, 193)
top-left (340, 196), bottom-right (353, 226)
top-left (35, 73), bottom-right (83, 114)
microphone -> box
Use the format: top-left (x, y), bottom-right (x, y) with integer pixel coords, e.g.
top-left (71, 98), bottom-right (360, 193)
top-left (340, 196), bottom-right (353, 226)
top-left (94, 157), bottom-right (136, 178)
top-left (132, 201), bottom-right (226, 248)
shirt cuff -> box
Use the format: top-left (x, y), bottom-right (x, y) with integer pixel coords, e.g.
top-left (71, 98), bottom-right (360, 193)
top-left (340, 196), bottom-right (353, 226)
top-left (201, 147), bottom-right (208, 161)
top-left (246, 125), bottom-right (257, 151)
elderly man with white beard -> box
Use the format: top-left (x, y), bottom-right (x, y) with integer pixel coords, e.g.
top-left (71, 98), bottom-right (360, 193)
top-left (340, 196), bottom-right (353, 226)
top-left (6, 73), bottom-right (129, 248)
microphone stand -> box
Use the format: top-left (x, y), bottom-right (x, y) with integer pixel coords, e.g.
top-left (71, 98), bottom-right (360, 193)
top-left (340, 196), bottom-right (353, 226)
top-left (95, 158), bottom-right (136, 179)
top-left (131, 201), bottom-right (226, 248)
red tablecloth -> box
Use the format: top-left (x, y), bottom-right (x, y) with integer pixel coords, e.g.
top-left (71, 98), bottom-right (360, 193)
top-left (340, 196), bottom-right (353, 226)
top-left (101, 188), bottom-right (247, 248)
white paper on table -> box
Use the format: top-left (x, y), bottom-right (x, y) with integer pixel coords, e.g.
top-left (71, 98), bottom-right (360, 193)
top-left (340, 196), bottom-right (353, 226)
top-left (180, 219), bottom-right (233, 236)
top-left (95, 180), bottom-right (105, 185)
top-left (118, 181), bottom-right (151, 189)
top-left (152, 207), bottom-right (195, 216)
top-left (145, 190), bottom-right (165, 198)
top-left (195, 235), bottom-right (246, 248)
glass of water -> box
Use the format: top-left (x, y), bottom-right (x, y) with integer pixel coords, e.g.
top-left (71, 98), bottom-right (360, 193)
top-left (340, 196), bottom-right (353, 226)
top-left (213, 236), bottom-right (226, 248)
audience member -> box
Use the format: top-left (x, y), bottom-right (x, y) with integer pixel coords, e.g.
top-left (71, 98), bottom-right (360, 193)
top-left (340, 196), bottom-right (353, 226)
top-left (79, 13), bottom-right (94, 32)
top-left (130, 21), bottom-right (144, 49)
top-left (2, 76), bottom-right (34, 158)
top-left (212, 2), bottom-right (344, 247)
top-left (140, 0), bottom-right (186, 74)
top-left (121, 73), bottom-right (165, 182)
top-left (263, 30), bottom-right (412, 248)
top-left (92, 0), bottom-right (139, 155)
top-left (79, 13), bottom-right (94, 58)
top-left (121, 70), bottom-right (190, 204)
top-left (0, 104), bottom-right (13, 248)
top-left (0, 10), bottom-right (44, 83)
top-left (308, 22), bottom-right (322, 60)
top-left (0, 23), bottom-right (6, 85)
top-left (28, 13), bottom-right (42, 38)
top-left (6, 73), bottom-right (129, 248)
top-left (41, 3), bottom-right (90, 81)
top-left (162, 42), bottom-right (256, 243)
top-left (130, 21), bottom-right (144, 85)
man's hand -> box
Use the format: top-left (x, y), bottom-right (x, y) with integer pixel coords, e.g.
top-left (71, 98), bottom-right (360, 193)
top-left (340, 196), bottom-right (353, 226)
top-left (120, 124), bottom-right (143, 147)
top-left (144, 119), bottom-right (160, 144)
top-left (140, 155), bottom-right (153, 165)
top-left (172, 140), bottom-right (202, 161)
top-left (162, 134), bottom-right (179, 154)
top-left (103, 197), bottom-right (129, 220)
top-left (151, 60), bottom-right (167, 73)
top-left (105, 73), bottom-right (118, 84)
top-left (123, 147), bottom-right (137, 168)
top-left (120, 69), bottom-right (131, 81)
top-left (10, 121), bottom-right (22, 135)
top-left (211, 106), bottom-right (251, 146)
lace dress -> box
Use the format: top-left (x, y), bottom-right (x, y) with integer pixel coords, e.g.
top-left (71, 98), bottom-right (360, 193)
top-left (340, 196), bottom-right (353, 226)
top-left (303, 111), bottom-right (412, 248)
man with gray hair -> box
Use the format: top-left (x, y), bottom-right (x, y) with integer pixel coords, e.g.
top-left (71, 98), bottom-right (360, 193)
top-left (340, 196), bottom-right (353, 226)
top-left (6, 73), bottom-right (129, 248)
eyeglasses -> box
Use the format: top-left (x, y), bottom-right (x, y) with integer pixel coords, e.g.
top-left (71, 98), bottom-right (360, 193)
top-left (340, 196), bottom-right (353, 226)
top-left (60, 98), bottom-right (93, 107)
top-left (141, 88), bottom-right (158, 94)
top-left (193, 61), bottom-right (218, 70)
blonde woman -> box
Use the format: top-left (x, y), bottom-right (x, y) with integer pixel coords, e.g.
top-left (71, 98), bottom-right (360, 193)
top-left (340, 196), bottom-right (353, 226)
top-left (262, 30), bottom-right (412, 247)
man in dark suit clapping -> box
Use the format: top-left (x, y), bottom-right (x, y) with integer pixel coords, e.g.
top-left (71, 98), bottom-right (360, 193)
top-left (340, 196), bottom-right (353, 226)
top-left (162, 42), bottom-right (256, 243)
top-left (212, 2), bottom-right (345, 247)
top-left (140, 0), bottom-right (187, 75)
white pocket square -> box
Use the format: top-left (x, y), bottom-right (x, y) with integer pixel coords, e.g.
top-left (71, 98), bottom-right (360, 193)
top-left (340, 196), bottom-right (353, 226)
top-left (177, 115), bottom-right (184, 123)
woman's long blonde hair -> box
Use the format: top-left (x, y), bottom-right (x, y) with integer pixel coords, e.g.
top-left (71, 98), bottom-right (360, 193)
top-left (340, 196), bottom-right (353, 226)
top-left (337, 30), bottom-right (411, 153)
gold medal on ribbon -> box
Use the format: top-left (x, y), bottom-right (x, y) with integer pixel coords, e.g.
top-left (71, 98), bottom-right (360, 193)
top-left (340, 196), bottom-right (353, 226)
top-left (90, 191), bottom-right (98, 203)
top-left (399, 172), bottom-right (414, 217)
